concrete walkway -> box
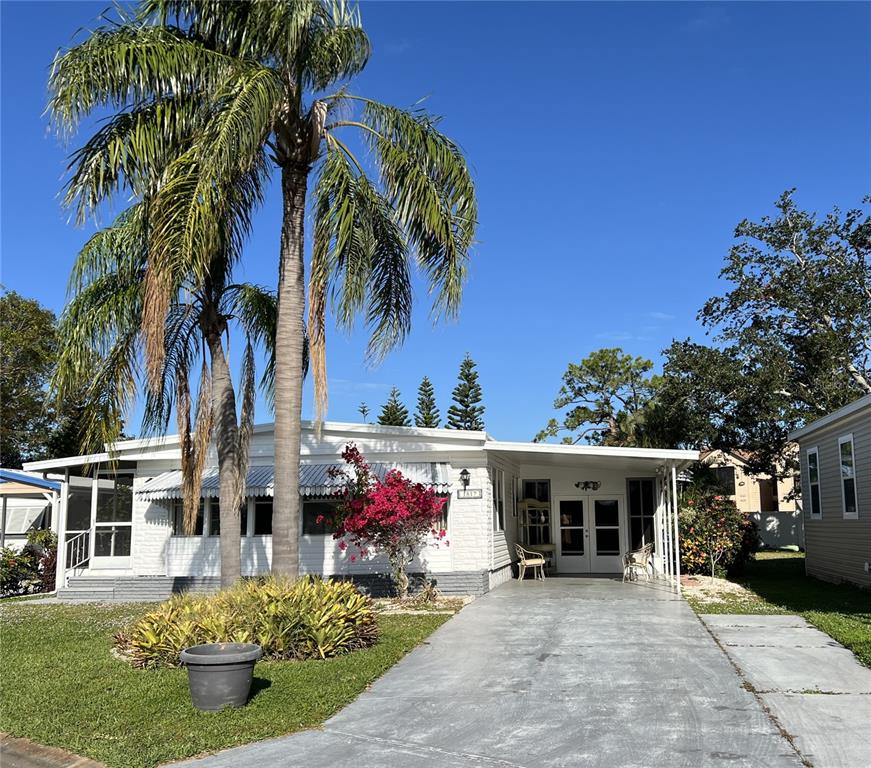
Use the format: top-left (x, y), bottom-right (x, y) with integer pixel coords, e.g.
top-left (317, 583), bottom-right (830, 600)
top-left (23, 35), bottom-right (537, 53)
top-left (701, 614), bottom-right (871, 767)
top-left (173, 577), bottom-right (800, 768)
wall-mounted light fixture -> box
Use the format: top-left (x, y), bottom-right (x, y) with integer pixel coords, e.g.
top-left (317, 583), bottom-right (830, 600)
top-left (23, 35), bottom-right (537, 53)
top-left (459, 468), bottom-right (471, 488)
top-left (574, 480), bottom-right (601, 491)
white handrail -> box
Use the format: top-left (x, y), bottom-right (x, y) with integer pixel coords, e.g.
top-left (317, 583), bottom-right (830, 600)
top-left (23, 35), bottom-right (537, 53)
top-left (66, 530), bottom-right (91, 571)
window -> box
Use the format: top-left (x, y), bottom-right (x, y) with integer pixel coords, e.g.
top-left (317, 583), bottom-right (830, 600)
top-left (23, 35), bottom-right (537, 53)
top-left (627, 478), bottom-right (656, 550)
top-left (522, 480), bottom-right (550, 503)
top-left (807, 447), bottom-right (821, 518)
top-left (171, 499), bottom-right (204, 535)
top-left (713, 466), bottom-right (736, 495)
top-left (302, 500), bottom-right (339, 535)
top-left (253, 497), bottom-right (273, 535)
top-left (839, 435), bottom-right (858, 519)
top-left (491, 467), bottom-right (504, 531)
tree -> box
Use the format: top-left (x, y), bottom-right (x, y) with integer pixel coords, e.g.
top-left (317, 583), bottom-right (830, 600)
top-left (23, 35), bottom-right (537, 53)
top-left (329, 444), bottom-right (447, 598)
top-left (52, 202), bottom-right (276, 588)
top-left (657, 191), bottom-right (871, 474)
top-left (48, 0), bottom-right (477, 580)
top-left (446, 354), bottom-right (485, 430)
top-left (414, 376), bottom-right (440, 428)
top-left (536, 348), bottom-right (659, 446)
top-left (357, 403), bottom-right (370, 423)
top-left (378, 387), bottom-right (410, 427)
top-left (0, 291), bottom-right (57, 467)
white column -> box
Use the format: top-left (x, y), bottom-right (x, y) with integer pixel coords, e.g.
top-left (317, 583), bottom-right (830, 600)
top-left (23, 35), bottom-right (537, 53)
top-left (671, 465), bottom-right (681, 595)
top-left (1, 496), bottom-right (6, 549)
top-left (662, 472), bottom-right (672, 583)
top-left (55, 477), bottom-right (70, 592)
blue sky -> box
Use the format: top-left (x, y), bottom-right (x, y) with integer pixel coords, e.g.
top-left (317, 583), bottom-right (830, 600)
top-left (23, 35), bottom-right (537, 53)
top-left (2, 1), bottom-right (869, 442)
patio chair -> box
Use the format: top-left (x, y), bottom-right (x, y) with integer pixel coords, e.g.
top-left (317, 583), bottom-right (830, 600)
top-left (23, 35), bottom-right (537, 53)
top-left (622, 543), bottom-right (654, 583)
top-left (515, 543), bottom-right (546, 581)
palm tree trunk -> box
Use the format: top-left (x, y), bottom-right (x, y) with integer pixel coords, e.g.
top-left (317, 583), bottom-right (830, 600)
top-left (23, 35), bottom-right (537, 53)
top-left (271, 163), bottom-right (308, 579)
top-left (207, 334), bottom-right (242, 588)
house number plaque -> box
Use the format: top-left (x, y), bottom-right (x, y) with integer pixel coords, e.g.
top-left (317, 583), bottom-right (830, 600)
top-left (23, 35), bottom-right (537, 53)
top-left (456, 488), bottom-right (483, 499)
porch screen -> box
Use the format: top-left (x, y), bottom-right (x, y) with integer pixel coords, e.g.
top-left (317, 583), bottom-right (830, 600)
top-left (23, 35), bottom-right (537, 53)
top-left (627, 478), bottom-right (656, 550)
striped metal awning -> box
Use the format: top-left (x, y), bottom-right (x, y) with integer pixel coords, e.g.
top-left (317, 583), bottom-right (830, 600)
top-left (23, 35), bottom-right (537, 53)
top-left (137, 462), bottom-right (451, 500)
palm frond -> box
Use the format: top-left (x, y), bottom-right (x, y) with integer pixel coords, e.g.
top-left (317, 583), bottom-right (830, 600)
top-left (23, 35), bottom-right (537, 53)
top-left (358, 99), bottom-right (477, 319)
top-left (234, 340), bottom-right (255, 513)
top-left (63, 95), bottom-right (202, 223)
top-left (48, 23), bottom-right (231, 136)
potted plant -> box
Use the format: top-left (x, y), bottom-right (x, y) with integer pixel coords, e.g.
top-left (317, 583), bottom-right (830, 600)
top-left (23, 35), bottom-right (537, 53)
top-left (180, 642), bottom-right (262, 711)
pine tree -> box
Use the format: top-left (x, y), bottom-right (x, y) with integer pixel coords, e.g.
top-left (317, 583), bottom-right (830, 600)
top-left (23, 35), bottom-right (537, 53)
top-left (446, 354), bottom-right (485, 430)
top-left (357, 402), bottom-right (370, 423)
top-left (378, 387), bottom-right (411, 427)
top-left (414, 376), bottom-right (440, 428)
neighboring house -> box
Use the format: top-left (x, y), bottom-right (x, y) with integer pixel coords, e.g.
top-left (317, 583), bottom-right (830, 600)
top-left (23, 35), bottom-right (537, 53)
top-left (700, 449), bottom-right (803, 550)
top-left (21, 422), bottom-right (697, 600)
top-left (789, 394), bottom-right (871, 589)
top-left (0, 469), bottom-right (61, 552)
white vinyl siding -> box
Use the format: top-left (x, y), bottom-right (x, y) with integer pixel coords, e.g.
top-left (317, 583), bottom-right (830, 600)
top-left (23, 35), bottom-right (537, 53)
top-left (838, 434), bottom-right (858, 519)
top-left (807, 447), bottom-right (821, 518)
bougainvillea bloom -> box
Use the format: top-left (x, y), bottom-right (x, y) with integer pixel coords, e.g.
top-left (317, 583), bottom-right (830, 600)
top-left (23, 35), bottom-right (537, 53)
top-left (328, 443), bottom-right (448, 598)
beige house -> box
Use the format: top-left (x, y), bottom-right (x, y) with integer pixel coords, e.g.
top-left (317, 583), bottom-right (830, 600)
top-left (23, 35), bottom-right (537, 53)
top-left (700, 448), bottom-right (802, 549)
top-left (789, 394), bottom-right (871, 589)
top-left (700, 449), bottom-right (797, 514)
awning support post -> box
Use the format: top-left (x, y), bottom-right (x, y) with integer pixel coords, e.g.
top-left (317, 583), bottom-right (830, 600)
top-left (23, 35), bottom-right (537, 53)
top-left (671, 465), bottom-right (681, 595)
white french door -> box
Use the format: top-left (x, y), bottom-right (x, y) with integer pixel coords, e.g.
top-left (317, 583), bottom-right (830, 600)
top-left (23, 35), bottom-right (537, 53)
top-left (554, 495), bottom-right (625, 574)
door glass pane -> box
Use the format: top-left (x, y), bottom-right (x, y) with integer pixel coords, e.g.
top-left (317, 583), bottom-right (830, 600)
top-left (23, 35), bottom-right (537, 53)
top-left (96, 475), bottom-right (133, 523)
top-left (560, 527), bottom-right (585, 555)
top-left (559, 500), bottom-right (584, 527)
top-left (94, 526), bottom-right (131, 557)
top-left (596, 528), bottom-right (620, 555)
top-left (595, 500), bottom-right (619, 527)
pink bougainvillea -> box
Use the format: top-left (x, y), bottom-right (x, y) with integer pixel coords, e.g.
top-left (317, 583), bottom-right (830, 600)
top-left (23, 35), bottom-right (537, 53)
top-left (327, 444), bottom-right (447, 598)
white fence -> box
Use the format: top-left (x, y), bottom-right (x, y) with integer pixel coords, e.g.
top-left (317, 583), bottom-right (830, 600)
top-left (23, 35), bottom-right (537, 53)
top-left (749, 510), bottom-right (804, 550)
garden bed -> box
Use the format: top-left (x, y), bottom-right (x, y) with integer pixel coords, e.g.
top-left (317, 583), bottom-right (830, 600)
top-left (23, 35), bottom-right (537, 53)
top-left (0, 601), bottom-right (452, 768)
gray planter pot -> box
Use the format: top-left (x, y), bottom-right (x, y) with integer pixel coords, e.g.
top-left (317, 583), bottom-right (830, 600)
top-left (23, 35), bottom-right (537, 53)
top-left (180, 643), bottom-right (263, 711)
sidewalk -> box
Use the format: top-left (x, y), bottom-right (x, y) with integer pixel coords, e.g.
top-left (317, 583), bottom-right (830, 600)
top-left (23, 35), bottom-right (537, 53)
top-left (701, 614), bottom-right (871, 767)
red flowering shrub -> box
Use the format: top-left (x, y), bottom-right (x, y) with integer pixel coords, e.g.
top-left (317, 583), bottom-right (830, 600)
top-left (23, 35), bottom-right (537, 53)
top-left (328, 444), bottom-right (447, 598)
top-left (679, 486), bottom-right (758, 577)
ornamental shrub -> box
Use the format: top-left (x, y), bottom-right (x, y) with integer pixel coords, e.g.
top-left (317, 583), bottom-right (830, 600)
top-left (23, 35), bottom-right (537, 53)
top-left (678, 485), bottom-right (758, 577)
top-left (0, 530), bottom-right (57, 597)
top-left (114, 576), bottom-right (378, 668)
top-left (0, 546), bottom-right (39, 596)
top-left (328, 444), bottom-right (447, 599)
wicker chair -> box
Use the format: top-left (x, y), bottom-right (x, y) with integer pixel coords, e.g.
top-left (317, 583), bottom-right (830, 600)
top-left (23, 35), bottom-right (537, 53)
top-left (515, 543), bottom-right (547, 581)
top-left (622, 543), bottom-right (654, 583)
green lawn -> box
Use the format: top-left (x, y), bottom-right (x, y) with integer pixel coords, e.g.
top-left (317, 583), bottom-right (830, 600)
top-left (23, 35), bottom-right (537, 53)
top-left (0, 602), bottom-right (450, 768)
top-left (686, 551), bottom-right (871, 667)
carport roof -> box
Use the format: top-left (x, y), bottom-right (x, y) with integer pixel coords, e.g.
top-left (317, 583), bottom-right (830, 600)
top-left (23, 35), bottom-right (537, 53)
top-left (484, 441), bottom-right (698, 470)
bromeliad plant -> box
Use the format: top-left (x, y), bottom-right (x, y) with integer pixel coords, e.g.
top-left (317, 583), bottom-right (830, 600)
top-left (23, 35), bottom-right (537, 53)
top-left (115, 575), bottom-right (377, 668)
top-left (328, 444), bottom-right (447, 599)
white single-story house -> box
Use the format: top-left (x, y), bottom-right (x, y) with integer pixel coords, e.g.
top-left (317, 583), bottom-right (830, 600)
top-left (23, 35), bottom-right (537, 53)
top-left (20, 422), bottom-right (697, 600)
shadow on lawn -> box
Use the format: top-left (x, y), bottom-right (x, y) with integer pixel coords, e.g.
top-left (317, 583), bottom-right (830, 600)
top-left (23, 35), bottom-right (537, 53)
top-left (249, 677), bottom-right (273, 701)
top-left (741, 553), bottom-right (870, 618)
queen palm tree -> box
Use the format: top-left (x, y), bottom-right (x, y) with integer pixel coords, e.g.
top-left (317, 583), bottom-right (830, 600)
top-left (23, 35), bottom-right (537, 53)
top-left (48, 0), bottom-right (477, 579)
top-left (52, 199), bottom-right (276, 587)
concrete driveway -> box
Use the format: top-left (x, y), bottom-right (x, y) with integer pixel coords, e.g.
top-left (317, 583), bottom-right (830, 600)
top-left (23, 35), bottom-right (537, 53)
top-left (174, 578), bottom-right (801, 768)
